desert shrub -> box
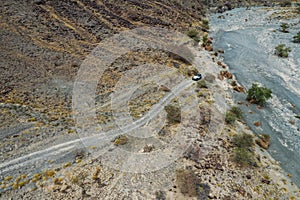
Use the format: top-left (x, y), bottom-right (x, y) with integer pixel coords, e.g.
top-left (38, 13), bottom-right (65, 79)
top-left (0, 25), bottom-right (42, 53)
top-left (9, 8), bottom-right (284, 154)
top-left (232, 133), bottom-right (253, 149)
top-left (225, 112), bottom-right (237, 124)
top-left (187, 29), bottom-right (200, 42)
top-left (225, 106), bottom-right (243, 124)
top-left (155, 191), bottom-right (166, 200)
top-left (232, 133), bottom-right (255, 167)
top-left (246, 83), bottom-right (272, 105)
top-left (176, 169), bottom-right (200, 197)
top-left (280, 0), bottom-right (291, 7)
top-left (293, 31), bottom-right (300, 43)
top-left (230, 106), bottom-right (243, 119)
top-left (197, 80), bottom-right (208, 89)
top-left (165, 104), bottom-right (181, 124)
top-left (275, 44), bottom-right (291, 58)
top-left (233, 147), bottom-right (255, 167)
top-left (280, 23), bottom-right (289, 33)
top-left (202, 19), bottom-right (210, 30)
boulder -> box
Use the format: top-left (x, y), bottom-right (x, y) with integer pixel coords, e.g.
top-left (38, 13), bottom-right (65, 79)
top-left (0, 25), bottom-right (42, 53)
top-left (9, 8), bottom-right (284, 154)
top-left (233, 86), bottom-right (245, 93)
top-left (255, 134), bottom-right (270, 150)
top-left (254, 121), bottom-right (261, 127)
top-left (220, 71), bottom-right (232, 79)
top-left (205, 45), bottom-right (213, 51)
top-left (159, 85), bottom-right (171, 92)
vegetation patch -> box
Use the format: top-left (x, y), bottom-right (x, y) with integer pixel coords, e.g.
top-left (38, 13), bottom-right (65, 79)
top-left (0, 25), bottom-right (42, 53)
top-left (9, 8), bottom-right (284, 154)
top-left (246, 83), bottom-right (272, 106)
top-left (225, 106), bottom-right (243, 124)
top-left (165, 104), bottom-right (181, 124)
top-left (275, 44), bottom-right (291, 58)
top-left (176, 169), bottom-right (210, 198)
top-left (113, 135), bottom-right (128, 146)
top-left (293, 31), bottom-right (300, 43)
top-left (187, 29), bottom-right (200, 43)
top-left (280, 23), bottom-right (289, 33)
top-left (232, 133), bottom-right (255, 167)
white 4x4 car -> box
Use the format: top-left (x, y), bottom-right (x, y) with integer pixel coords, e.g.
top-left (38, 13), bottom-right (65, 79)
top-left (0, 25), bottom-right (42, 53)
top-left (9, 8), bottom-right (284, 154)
top-left (192, 73), bottom-right (202, 81)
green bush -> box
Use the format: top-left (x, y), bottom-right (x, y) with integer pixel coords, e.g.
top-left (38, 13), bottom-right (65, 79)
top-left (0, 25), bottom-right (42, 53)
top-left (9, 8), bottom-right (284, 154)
top-left (202, 19), bottom-right (210, 31)
top-left (202, 34), bottom-right (208, 45)
top-left (187, 29), bottom-right (200, 43)
top-left (233, 147), bottom-right (255, 167)
top-left (225, 111), bottom-right (237, 124)
top-left (225, 106), bottom-right (243, 124)
top-left (275, 44), bottom-right (291, 58)
top-left (280, 23), bottom-right (289, 33)
top-left (293, 31), bottom-right (300, 43)
top-left (230, 106), bottom-right (243, 119)
top-left (232, 133), bottom-right (255, 167)
top-left (232, 133), bottom-right (253, 149)
top-left (246, 83), bottom-right (272, 106)
top-left (165, 104), bottom-right (181, 124)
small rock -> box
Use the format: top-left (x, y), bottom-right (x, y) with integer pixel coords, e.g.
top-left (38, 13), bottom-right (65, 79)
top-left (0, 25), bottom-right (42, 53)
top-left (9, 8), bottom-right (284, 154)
top-left (220, 71), bottom-right (232, 79)
top-left (113, 135), bottom-right (128, 146)
top-left (246, 174), bottom-right (251, 179)
top-left (60, 184), bottom-right (69, 192)
top-left (218, 49), bottom-right (225, 53)
top-left (261, 178), bottom-right (271, 184)
top-left (143, 144), bottom-right (154, 153)
top-left (233, 86), bottom-right (246, 93)
top-left (205, 45), bottom-right (213, 51)
top-left (159, 85), bottom-right (171, 92)
top-left (254, 121), bottom-right (261, 127)
top-left (172, 62), bottom-right (180, 68)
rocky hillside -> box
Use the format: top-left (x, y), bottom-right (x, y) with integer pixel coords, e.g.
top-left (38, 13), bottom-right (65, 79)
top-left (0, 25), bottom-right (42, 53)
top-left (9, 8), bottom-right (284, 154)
top-left (1, 0), bottom-right (296, 199)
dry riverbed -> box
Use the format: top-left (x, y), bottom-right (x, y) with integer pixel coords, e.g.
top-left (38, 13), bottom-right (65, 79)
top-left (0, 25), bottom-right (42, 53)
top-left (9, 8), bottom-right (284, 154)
top-left (1, 43), bottom-right (299, 200)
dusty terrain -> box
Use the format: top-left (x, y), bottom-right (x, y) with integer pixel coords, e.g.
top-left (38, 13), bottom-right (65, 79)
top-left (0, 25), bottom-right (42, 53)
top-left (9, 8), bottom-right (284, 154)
top-left (1, 0), bottom-right (299, 199)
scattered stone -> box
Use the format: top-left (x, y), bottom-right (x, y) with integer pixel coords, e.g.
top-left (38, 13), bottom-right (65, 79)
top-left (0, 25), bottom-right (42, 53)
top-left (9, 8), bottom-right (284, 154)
top-left (237, 187), bottom-right (246, 196)
top-left (246, 174), bottom-right (251, 179)
top-left (159, 85), bottom-right (171, 92)
top-left (255, 134), bottom-right (270, 149)
top-left (254, 121), bottom-right (261, 127)
top-left (261, 178), bottom-right (271, 184)
top-left (205, 45), bottom-right (213, 51)
top-left (143, 144), bottom-right (154, 153)
top-left (233, 86), bottom-right (246, 93)
top-left (220, 71), bottom-right (232, 79)
top-left (218, 49), bottom-right (225, 53)
top-left (172, 62), bottom-right (180, 68)
top-left (113, 135), bottom-right (128, 146)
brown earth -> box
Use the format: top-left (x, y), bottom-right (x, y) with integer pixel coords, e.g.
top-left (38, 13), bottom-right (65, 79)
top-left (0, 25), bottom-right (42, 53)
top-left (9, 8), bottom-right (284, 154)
top-left (1, 0), bottom-right (295, 199)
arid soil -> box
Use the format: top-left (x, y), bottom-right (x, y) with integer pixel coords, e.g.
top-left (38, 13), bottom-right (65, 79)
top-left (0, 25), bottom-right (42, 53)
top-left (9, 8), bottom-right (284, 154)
top-left (1, 0), bottom-right (298, 199)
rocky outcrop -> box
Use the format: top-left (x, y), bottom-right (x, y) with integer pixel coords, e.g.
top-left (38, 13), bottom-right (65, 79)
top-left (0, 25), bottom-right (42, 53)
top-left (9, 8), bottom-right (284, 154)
top-left (255, 134), bottom-right (270, 150)
top-left (219, 70), bottom-right (233, 79)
